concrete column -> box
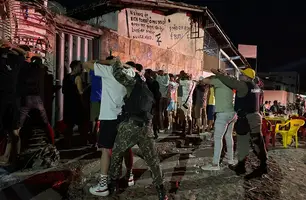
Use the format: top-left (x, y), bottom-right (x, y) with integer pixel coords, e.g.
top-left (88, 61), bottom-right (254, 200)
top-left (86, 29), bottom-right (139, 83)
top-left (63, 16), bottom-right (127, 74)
top-left (67, 34), bottom-right (73, 73)
top-left (75, 36), bottom-right (81, 60)
top-left (83, 38), bottom-right (89, 62)
top-left (56, 32), bottom-right (65, 121)
top-left (88, 40), bottom-right (93, 61)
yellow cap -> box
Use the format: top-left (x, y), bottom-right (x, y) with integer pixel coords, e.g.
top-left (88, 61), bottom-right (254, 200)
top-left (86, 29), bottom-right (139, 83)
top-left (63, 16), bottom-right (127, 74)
top-left (240, 68), bottom-right (256, 79)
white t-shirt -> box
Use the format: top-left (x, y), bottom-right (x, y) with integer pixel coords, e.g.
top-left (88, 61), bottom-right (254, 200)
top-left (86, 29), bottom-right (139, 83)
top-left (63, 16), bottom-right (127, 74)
top-left (94, 63), bottom-right (127, 120)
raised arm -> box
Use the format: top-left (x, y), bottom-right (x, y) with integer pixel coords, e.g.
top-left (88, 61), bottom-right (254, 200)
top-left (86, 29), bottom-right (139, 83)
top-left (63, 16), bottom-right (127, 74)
top-left (83, 60), bottom-right (113, 71)
top-left (112, 62), bottom-right (136, 88)
top-left (211, 69), bottom-right (248, 97)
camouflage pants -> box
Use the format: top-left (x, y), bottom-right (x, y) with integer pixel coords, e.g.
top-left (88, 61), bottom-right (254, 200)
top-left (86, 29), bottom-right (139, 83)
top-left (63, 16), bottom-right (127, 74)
top-left (109, 119), bottom-right (164, 186)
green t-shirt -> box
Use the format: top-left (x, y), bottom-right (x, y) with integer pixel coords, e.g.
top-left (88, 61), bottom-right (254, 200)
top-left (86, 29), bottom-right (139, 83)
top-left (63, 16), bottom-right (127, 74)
top-left (210, 77), bottom-right (234, 113)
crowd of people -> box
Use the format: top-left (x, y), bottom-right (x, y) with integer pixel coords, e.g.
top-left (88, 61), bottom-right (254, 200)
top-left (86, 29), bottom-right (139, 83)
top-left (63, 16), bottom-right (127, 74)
top-left (262, 96), bottom-right (306, 116)
top-left (0, 39), bottom-right (269, 200)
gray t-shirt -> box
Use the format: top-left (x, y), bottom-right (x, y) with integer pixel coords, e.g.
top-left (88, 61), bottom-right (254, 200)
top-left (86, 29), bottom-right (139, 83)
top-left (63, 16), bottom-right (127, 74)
top-left (210, 77), bottom-right (234, 113)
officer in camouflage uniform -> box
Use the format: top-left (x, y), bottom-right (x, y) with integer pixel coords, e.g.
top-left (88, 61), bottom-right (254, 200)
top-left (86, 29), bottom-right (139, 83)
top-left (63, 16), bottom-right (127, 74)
top-left (108, 61), bottom-right (168, 200)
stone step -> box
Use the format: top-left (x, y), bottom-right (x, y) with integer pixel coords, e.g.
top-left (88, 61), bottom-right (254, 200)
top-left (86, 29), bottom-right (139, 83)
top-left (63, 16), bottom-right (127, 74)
top-left (29, 136), bottom-right (46, 141)
top-left (28, 142), bottom-right (47, 148)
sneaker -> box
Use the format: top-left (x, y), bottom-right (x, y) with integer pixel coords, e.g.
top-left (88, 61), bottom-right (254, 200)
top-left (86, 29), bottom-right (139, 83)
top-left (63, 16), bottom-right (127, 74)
top-left (222, 157), bottom-right (236, 165)
top-left (201, 164), bottom-right (220, 171)
top-left (228, 160), bottom-right (247, 175)
top-left (244, 165), bottom-right (268, 180)
top-left (89, 175), bottom-right (109, 197)
top-left (126, 172), bottom-right (135, 186)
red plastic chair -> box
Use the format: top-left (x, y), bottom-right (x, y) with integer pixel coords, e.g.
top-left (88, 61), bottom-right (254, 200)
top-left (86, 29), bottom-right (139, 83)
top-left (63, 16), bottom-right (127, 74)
top-left (262, 118), bottom-right (275, 148)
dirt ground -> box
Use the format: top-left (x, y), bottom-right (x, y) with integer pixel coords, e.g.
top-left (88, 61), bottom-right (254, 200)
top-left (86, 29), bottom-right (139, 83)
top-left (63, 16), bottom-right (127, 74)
top-left (67, 137), bottom-right (306, 200)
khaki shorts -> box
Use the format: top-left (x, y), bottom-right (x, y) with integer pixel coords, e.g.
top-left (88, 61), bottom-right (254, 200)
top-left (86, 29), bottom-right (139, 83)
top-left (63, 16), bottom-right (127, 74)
top-left (177, 103), bottom-right (192, 121)
top-left (90, 101), bottom-right (101, 121)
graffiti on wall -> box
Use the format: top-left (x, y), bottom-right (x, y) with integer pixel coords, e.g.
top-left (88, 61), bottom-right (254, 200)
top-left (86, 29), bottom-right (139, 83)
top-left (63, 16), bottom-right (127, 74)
top-left (125, 8), bottom-right (200, 55)
top-left (13, 35), bottom-right (51, 55)
top-left (169, 24), bottom-right (190, 40)
top-left (128, 9), bottom-right (166, 46)
top-left (13, 35), bottom-right (54, 73)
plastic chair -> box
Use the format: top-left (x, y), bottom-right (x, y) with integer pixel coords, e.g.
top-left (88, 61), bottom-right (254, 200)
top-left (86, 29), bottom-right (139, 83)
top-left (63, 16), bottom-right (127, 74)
top-left (274, 119), bottom-right (305, 148)
top-left (290, 116), bottom-right (306, 141)
top-left (262, 118), bottom-right (273, 148)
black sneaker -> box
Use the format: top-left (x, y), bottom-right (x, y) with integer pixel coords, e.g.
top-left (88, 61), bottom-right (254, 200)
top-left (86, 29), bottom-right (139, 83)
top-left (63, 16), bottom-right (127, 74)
top-left (244, 166), bottom-right (268, 180)
top-left (228, 160), bottom-right (247, 175)
top-left (108, 179), bottom-right (119, 195)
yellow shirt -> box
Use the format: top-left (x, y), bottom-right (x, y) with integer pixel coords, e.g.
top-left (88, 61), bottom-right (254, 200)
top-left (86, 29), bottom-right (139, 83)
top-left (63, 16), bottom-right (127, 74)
top-left (208, 87), bottom-right (215, 105)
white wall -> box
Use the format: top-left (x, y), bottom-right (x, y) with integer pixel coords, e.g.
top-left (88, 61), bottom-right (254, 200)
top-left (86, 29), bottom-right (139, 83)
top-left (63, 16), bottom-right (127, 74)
top-left (118, 8), bottom-right (204, 59)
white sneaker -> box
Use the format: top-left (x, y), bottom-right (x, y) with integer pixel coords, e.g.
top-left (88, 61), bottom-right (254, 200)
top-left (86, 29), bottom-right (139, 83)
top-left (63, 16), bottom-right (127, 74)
top-left (127, 173), bottom-right (135, 186)
top-left (89, 175), bottom-right (109, 197)
top-left (201, 164), bottom-right (220, 171)
top-left (222, 157), bottom-right (235, 165)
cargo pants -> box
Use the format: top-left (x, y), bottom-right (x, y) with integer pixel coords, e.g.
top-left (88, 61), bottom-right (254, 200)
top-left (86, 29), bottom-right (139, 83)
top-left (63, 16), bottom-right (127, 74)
top-left (109, 119), bottom-right (164, 186)
top-left (236, 112), bottom-right (268, 162)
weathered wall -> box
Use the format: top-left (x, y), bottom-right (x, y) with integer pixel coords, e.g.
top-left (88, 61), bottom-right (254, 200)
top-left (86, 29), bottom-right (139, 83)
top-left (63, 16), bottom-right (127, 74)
top-left (100, 28), bottom-right (202, 76)
top-left (96, 8), bottom-right (224, 78)
top-left (118, 9), bottom-right (203, 58)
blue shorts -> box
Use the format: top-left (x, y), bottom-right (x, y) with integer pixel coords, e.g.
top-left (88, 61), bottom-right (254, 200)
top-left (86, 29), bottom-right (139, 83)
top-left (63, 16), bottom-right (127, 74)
top-left (207, 105), bottom-right (215, 120)
top-left (167, 100), bottom-right (176, 111)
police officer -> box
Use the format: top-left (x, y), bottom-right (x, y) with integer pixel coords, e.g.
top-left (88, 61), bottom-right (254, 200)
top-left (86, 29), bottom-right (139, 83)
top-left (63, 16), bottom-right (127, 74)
top-left (211, 68), bottom-right (268, 180)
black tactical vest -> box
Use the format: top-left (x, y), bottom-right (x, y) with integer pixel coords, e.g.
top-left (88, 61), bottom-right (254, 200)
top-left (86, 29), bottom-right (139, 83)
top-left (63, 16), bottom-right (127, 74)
top-left (234, 81), bottom-right (260, 114)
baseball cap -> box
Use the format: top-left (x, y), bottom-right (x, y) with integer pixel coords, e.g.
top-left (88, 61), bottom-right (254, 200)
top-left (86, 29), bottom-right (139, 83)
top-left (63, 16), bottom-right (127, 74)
top-left (240, 68), bottom-right (256, 79)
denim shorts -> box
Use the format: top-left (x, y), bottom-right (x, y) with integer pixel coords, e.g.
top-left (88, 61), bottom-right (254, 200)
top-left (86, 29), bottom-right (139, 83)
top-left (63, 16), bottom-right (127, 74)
top-left (207, 105), bottom-right (215, 120)
top-left (167, 100), bottom-right (176, 111)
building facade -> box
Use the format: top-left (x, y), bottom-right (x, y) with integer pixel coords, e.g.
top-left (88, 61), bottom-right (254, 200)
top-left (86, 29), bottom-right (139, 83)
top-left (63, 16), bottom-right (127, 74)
top-left (258, 71), bottom-right (300, 93)
top-left (1, 0), bottom-right (250, 123)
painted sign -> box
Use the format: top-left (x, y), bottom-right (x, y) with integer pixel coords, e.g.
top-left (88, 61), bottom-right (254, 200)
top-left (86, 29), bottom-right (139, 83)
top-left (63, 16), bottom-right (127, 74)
top-left (128, 9), bottom-right (166, 46)
top-left (124, 8), bottom-right (202, 56)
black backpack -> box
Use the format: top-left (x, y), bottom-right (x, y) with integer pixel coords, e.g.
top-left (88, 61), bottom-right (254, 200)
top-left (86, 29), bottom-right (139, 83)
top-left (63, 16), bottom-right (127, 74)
top-left (124, 75), bottom-right (155, 121)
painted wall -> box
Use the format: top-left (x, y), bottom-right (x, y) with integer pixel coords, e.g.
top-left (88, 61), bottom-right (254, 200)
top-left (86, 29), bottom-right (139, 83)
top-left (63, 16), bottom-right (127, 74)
top-left (118, 9), bottom-right (203, 58)
top-left (263, 90), bottom-right (288, 105)
top-left (96, 8), bottom-right (224, 78)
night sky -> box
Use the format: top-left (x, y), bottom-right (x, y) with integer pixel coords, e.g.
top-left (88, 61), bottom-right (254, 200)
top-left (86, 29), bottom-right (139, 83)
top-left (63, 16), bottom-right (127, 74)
top-left (174, 1), bottom-right (306, 72)
top-left (173, 0), bottom-right (306, 91)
